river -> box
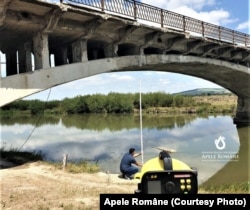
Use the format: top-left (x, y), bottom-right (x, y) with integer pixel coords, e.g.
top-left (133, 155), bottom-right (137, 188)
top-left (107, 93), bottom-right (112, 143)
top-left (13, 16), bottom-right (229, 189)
top-left (0, 113), bottom-right (249, 187)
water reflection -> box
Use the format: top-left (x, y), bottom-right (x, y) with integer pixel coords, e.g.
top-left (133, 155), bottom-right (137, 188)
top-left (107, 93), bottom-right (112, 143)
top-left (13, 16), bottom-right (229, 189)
top-left (1, 114), bottom-right (248, 186)
top-left (202, 124), bottom-right (249, 187)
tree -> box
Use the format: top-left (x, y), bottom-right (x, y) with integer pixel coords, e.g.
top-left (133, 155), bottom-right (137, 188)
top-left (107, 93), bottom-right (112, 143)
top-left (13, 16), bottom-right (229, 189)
top-left (28, 100), bottom-right (45, 115)
top-left (86, 94), bottom-right (106, 113)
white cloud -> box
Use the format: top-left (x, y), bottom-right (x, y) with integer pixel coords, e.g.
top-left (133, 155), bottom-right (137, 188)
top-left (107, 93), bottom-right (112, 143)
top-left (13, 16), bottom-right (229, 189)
top-left (142, 0), bottom-right (216, 11)
top-left (172, 6), bottom-right (232, 25)
top-left (141, 0), bottom-right (235, 26)
top-left (236, 21), bottom-right (250, 30)
top-left (109, 73), bottom-right (135, 81)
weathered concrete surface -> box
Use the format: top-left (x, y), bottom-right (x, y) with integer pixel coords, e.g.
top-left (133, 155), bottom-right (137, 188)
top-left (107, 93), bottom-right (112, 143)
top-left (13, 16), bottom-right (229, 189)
top-left (0, 0), bottom-right (249, 68)
top-left (1, 54), bottom-right (250, 124)
top-left (0, 0), bottom-right (250, 124)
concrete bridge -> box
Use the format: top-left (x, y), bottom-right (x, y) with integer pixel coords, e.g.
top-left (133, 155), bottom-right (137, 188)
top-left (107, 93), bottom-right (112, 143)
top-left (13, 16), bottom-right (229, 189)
top-left (0, 0), bottom-right (250, 124)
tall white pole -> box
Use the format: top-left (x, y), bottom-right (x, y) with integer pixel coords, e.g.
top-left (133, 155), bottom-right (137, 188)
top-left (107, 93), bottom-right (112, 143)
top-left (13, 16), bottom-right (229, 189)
top-left (140, 80), bottom-right (144, 164)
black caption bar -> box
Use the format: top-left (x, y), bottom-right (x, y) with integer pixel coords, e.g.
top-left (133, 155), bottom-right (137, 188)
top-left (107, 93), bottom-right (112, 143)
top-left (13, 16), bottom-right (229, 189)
top-left (100, 194), bottom-right (249, 210)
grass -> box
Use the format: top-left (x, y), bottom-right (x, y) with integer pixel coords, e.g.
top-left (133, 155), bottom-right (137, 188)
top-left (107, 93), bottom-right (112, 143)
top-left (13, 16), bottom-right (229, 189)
top-left (0, 147), bottom-right (100, 173)
top-left (0, 147), bottom-right (44, 166)
top-left (49, 160), bottom-right (100, 173)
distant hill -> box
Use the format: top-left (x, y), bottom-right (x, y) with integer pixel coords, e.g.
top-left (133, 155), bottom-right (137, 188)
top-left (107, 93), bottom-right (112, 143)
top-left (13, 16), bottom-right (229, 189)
top-left (173, 88), bottom-right (232, 96)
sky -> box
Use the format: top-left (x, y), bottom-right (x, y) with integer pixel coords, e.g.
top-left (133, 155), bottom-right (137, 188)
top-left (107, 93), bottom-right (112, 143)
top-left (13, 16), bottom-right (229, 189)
top-left (0, 0), bottom-right (249, 101)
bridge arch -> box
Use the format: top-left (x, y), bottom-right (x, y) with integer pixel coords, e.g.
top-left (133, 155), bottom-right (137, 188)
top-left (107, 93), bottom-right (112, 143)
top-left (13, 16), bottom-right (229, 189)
top-left (1, 54), bottom-right (249, 123)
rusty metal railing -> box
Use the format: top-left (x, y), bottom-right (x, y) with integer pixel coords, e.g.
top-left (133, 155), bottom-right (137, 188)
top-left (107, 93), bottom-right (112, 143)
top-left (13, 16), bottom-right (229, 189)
top-left (62, 0), bottom-right (249, 47)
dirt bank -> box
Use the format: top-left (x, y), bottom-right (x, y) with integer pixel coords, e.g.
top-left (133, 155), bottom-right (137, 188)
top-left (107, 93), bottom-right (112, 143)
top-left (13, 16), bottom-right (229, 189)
top-left (0, 161), bottom-right (140, 210)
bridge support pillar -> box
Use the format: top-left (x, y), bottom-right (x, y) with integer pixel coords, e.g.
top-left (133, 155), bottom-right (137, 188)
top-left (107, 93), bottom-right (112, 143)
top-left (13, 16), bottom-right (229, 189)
top-left (139, 47), bottom-right (146, 66)
top-left (33, 32), bottom-right (50, 70)
top-left (104, 43), bottom-right (118, 57)
top-left (234, 97), bottom-right (250, 125)
top-left (18, 41), bottom-right (32, 73)
top-left (72, 39), bottom-right (88, 62)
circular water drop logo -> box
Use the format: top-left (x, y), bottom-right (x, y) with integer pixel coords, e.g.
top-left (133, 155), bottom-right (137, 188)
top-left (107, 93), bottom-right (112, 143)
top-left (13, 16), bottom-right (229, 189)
top-left (214, 135), bottom-right (226, 150)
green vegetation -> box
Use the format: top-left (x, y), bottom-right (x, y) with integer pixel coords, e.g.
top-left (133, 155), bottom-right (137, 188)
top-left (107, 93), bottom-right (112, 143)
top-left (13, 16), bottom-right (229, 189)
top-left (0, 148), bottom-right (100, 173)
top-left (0, 92), bottom-right (236, 115)
top-left (51, 160), bottom-right (99, 173)
top-left (175, 88), bottom-right (231, 96)
top-left (0, 147), bottom-right (44, 165)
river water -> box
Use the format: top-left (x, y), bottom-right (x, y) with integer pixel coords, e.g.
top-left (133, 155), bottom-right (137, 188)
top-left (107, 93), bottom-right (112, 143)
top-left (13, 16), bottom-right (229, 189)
top-left (0, 113), bottom-right (249, 187)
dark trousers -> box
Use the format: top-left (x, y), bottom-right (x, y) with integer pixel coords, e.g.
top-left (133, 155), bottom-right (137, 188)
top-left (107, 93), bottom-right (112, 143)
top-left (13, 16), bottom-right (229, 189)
top-left (121, 166), bottom-right (138, 177)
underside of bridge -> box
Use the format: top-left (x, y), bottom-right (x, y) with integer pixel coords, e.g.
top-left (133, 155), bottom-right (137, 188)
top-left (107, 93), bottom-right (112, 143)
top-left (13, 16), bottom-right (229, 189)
top-left (1, 55), bottom-right (250, 124)
top-left (0, 0), bottom-right (250, 124)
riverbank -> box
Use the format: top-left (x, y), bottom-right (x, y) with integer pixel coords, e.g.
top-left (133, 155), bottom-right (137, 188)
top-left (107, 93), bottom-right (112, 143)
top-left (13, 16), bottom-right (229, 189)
top-left (1, 94), bottom-right (237, 116)
top-left (1, 159), bottom-right (248, 209)
top-left (0, 161), bottom-right (140, 210)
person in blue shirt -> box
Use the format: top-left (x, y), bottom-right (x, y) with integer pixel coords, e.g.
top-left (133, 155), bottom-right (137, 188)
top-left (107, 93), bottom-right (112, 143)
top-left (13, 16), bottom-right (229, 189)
top-left (120, 148), bottom-right (142, 180)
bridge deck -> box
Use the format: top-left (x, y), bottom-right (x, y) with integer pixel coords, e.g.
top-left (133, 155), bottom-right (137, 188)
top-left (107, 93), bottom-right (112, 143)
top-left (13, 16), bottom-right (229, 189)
top-left (0, 0), bottom-right (250, 124)
top-left (0, 0), bottom-right (249, 70)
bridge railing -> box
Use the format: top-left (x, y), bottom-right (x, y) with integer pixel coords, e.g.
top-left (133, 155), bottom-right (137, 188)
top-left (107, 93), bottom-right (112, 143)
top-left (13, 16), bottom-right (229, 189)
top-left (62, 0), bottom-right (249, 47)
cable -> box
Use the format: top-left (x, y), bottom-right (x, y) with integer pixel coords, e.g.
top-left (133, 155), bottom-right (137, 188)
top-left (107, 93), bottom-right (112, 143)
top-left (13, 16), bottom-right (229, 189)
top-left (18, 88), bottom-right (52, 151)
